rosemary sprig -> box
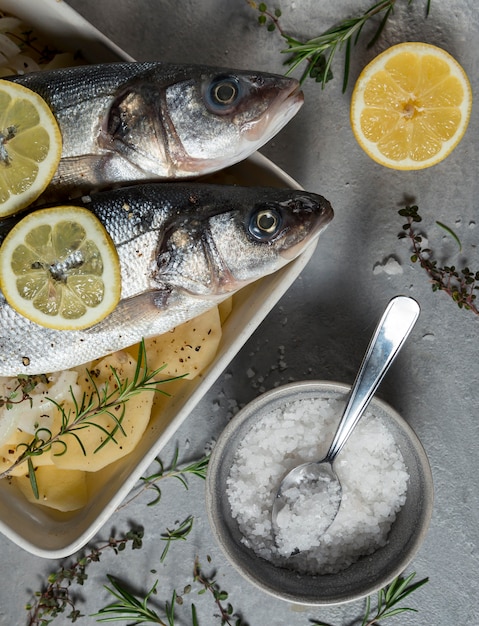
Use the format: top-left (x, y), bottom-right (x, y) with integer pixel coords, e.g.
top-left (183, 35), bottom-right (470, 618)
top-left (94, 576), bottom-right (176, 625)
top-left (25, 529), bottom-right (144, 626)
top-left (0, 341), bottom-right (183, 495)
top-left (311, 572), bottom-right (428, 626)
top-left (399, 205), bottom-right (479, 314)
top-left (159, 515), bottom-right (194, 563)
top-left (93, 555), bottom-right (249, 626)
top-left (120, 447), bottom-right (210, 509)
top-left (248, 0), bottom-right (431, 90)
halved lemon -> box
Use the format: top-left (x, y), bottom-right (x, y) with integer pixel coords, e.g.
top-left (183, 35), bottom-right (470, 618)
top-left (0, 206), bottom-right (121, 330)
top-left (350, 42), bottom-right (472, 170)
top-left (0, 79), bottom-right (62, 217)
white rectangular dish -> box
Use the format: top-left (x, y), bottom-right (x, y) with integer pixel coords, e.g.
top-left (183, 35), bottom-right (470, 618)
top-left (0, 0), bottom-right (319, 558)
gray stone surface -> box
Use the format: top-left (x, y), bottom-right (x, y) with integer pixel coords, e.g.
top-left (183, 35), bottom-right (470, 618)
top-left (1, 1), bottom-right (478, 625)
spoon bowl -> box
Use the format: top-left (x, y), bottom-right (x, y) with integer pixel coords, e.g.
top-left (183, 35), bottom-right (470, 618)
top-left (272, 296), bottom-right (421, 551)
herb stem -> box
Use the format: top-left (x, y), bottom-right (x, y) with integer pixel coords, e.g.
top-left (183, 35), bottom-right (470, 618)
top-left (118, 448), bottom-right (209, 509)
top-left (26, 530), bottom-right (144, 626)
top-left (399, 205), bottom-right (479, 314)
top-left (248, 0), bottom-right (432, 89)
top-left (0, 341), bottom-right (184, 496)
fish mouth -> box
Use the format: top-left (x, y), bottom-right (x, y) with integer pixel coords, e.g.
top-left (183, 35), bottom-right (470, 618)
top-left (241, 79), bottom-right (304, 143)
top-left (280, 196), bottom-right (334, 261)
top-left (165, 75), bottom-right (304, 176)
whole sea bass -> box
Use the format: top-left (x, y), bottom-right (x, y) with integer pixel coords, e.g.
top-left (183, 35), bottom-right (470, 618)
top-left (9, 62), bottom-right (303, 198)
top-left (0, 183), bottom-right (333, 376)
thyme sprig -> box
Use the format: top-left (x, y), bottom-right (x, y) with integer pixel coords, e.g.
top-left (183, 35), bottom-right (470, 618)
top-left (0, 341), bottom-right (183, 495)
top-left (399, 205), bottom-right (479, 314)
top-left (0, 10), bottom-right (70, 64)
top-left (311, 572), bottom-right (428, 626)
top-left (25, 529), bottom-right (144, 626)
top-left (192, 556), bottom-right (249, 626)
top-left (0, 373), bottom-right (46, 409)
top-left (248, 0), bottom-right (431, 90)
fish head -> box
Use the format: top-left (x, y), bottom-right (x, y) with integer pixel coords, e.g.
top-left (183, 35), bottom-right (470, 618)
top-left (153, 186), bottom-right (333, 297)
top-left (104, 66), bottom-right (303, 178)
top-left (164, 68), bottom-right (304, 173)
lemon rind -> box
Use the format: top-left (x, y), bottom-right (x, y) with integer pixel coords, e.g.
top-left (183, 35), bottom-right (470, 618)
top-left (0, 79), bottom-right (62, 218)
top-left (0, 206), bottom-right (121, 330)
top-left (350, 42), bottom-right (473, 170)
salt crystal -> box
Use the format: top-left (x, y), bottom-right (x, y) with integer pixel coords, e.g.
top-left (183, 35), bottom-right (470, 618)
top-left (373, 256), bottom-right (403, 275)
top-left (226, 396), bottom-right (409, 575)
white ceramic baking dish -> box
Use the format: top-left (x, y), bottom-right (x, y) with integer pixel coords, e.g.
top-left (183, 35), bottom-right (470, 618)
top-left (0, 0), bottom-right (321, 558)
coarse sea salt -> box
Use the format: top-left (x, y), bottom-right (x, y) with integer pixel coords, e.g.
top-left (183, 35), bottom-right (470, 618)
top-left (226, 395), bottom-right (409, 575)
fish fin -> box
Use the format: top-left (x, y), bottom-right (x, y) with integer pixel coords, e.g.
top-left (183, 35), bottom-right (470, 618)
top-left (91, 290), bottom-right (171, 332)
top-left (46, 155), bottom-right (153, 199)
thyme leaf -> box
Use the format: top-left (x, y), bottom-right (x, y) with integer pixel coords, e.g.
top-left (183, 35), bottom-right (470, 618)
top-left (25, 529), bottom-right (144, 626)
top-left (399, 205), bottom-right (479, 314)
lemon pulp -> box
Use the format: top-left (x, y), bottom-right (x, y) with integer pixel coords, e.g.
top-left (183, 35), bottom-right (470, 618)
top-left (0, 206), bottom-right (121, 330)
top-left (350, 42), bottom-right (472, 170)
top-left (0, 79), bottom-right (62, 217)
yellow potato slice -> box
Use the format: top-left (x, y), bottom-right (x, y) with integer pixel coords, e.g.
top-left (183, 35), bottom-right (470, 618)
top-left (51, 350), bottom-right (155, 472)
top-left (0, 430), bottom-right (34, 477)
top-left (14, 465), bottom-right (88, 511)
top-left (141, 305), bottom-right (223, 380)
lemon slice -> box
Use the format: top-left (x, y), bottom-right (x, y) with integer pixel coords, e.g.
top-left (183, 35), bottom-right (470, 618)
top-left (0, 206), bottom-right (121, 330)
top-left (350, 42), bottom-right (472, 170)
top-left (0, 79), bottom-right (62, 217)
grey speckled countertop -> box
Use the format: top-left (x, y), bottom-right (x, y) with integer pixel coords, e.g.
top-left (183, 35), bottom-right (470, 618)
top-left (1, 1), bottom-right (478, 625)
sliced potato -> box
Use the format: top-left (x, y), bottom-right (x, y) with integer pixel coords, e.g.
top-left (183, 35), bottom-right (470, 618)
top-left (141, 305), bottom-right (222, 380)
top-left (14, 465), bottom-right (88, 511)
top-left (51, 350), bottom-right (155, 472)
top-left (0, 430), bottom-right (34, 477)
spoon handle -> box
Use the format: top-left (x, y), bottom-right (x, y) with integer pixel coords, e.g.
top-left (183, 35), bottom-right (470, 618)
top-left (325, 295), bottom-right (420, 464)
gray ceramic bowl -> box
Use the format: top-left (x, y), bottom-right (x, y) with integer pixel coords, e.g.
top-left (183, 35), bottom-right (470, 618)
top-left (206, 381), bottom-right (433, 606)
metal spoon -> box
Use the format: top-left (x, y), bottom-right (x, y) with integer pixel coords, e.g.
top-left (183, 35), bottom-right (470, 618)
top-left (271, 295), bottom-right (420, 554)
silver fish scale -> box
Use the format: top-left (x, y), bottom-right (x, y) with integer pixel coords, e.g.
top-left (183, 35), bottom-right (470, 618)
top-left (7, 62), bottom-right (304, 197)
top-left (0, 183), bottom-right (333, 376)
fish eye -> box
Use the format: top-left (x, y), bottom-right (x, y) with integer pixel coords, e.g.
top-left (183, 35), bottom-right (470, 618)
top-left (249, 208), bottom-right (282, 240)
top-left (205, 76), bottom-right (242, 113)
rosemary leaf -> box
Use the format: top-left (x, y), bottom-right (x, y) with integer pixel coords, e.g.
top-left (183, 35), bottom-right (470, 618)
top-left (0, 339), bottom-right (185, 497)
top-left (160, 515), bottom-right (194, 563)
top-left (94, 575), bottom-right (165, 624)
top-left (27, 457), bottom-right (38, 500)
top-left (248, 0), bottom-right (432, 90)
top-left (436, 220), bottom-right (462, 250)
